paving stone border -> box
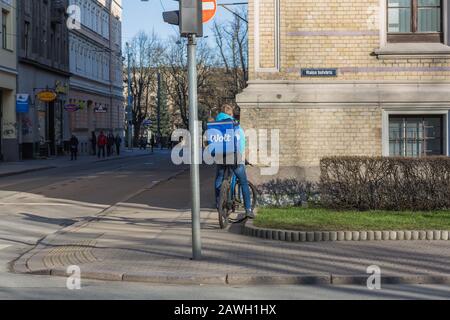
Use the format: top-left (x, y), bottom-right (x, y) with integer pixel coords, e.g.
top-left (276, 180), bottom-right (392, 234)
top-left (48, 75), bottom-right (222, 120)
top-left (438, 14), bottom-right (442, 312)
top-left (243, 220), bottom-right (450, 242)
top-left (19, 269), bottom-right (450, 286)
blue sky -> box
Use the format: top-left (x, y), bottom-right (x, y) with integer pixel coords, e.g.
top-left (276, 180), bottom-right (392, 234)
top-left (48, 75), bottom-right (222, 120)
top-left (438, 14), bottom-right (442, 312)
top-left (122, 0), bottom-right (244, 46)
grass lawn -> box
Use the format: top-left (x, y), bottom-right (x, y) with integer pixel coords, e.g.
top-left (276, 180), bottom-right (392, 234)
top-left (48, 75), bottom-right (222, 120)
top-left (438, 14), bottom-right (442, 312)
top-left (254, 207), bottom-right (450, 231)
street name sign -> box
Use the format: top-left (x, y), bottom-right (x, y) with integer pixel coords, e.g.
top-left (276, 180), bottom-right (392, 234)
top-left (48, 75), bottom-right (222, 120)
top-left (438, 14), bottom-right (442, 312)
top-left (301, 68), bottom-right (338, 77)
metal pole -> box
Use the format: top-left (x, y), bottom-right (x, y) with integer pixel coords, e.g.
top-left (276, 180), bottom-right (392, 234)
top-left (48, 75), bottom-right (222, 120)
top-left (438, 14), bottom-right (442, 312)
top-left (157, 72), bottom-right (162, 146)
top-left (188, 34), bottom-right (202, 260)
top-left (126, 43), bottom-right (133, 150)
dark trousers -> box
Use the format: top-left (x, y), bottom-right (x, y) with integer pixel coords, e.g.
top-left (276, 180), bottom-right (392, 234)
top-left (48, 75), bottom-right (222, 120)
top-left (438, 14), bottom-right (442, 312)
top-left (116, 144), bottom-right (120, 156)
top-left (98, 146), bottom-right (106, 158)
top-left (215, 164), bottom-right (252, 211)
top-left (71, 149), bottom-right (78, 161)
top-left (91, 144), bottom-right (96, 156)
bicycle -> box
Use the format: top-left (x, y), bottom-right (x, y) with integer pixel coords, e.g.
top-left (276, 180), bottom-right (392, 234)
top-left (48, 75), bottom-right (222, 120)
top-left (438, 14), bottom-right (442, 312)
top-left (217, 164), bottom-right (258, 229)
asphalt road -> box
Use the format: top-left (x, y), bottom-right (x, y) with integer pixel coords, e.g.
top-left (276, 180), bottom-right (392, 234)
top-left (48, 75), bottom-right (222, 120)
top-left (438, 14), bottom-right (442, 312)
top-left (0, 152), bottom-right (449, 300)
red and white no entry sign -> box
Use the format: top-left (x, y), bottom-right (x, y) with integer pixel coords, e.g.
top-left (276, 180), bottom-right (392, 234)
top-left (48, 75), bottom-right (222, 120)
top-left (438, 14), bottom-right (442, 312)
top-left (202, 0), bottom-right (217, 23)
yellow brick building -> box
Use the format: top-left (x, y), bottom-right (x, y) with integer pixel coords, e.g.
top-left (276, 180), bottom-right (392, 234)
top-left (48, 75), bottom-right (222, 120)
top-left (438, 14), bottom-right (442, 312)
top-left (237, 0), bottom-right (450, 181)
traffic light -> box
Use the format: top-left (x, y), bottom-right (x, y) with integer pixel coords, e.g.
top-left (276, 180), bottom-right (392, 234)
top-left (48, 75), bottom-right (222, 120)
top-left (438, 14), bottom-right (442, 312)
top-left (162, 0), bottom-right (203, 37)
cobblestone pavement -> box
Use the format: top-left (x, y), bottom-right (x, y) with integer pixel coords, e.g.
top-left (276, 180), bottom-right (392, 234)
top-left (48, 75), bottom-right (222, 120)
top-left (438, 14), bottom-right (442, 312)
top-left (13, 168), bottom-right (450, 285)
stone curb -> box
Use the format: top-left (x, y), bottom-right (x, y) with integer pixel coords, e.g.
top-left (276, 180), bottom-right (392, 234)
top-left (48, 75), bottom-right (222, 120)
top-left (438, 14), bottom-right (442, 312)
top-left (123, 274), bottom-right (227, 285)
top-left (331, 274), bottom-right (450, 285)
top-left (226, 274), bottom-right (330, 285)
top-left (0, 166), bottom-right (56, 178)
top-left (24, 269), bottom-right (450, 286)
top-left (243, 220), bottom-right (450, 242)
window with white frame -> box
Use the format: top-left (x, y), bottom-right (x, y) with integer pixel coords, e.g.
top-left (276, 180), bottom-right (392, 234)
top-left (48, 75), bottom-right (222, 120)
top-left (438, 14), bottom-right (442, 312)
top-left (2, 9), bottom-right (10, 50)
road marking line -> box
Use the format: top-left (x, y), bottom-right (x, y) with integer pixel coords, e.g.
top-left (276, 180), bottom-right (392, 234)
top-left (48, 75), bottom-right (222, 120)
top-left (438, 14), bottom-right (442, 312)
top-left (0, 203), bottom-right (75, 206)
top-left (0, 244), bottom-right (11, 251)
top-left (0, 203), bottom-right (107, 207)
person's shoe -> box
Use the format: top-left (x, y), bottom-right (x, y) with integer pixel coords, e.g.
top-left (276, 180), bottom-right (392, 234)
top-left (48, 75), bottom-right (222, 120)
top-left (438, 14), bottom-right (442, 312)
top-left (245, 210), bottom-right (255, 219)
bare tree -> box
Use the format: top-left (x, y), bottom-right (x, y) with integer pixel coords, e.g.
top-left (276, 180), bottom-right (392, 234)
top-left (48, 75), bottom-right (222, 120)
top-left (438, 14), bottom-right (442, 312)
top-left (161, 37), bottom-right (216, 129)
top-left (124, 31), bottom-right (165, 145)
top-left (124, 8), bottom-right (249, 134)
top-left (212, 7), bottom-right (248, 100)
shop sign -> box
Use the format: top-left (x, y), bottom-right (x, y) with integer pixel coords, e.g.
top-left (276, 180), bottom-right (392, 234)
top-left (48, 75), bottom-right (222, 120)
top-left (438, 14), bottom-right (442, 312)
top-left (94, 105), bottom-right (108, 113)
top-left (37, 90), bottom-right (57, 102)
top-left (78, 101), bottom-right (86, 110)
top-left (16, 94), bottom-right (30, 113)
top-left (55, 81), bottom-right (68, 95)
top-left (64, 104), bottom-right (80, 112)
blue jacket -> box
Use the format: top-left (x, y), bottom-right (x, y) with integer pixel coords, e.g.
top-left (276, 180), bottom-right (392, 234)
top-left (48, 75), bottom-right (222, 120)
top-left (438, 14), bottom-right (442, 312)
top-left (215, 112), bottom-right (246, 155)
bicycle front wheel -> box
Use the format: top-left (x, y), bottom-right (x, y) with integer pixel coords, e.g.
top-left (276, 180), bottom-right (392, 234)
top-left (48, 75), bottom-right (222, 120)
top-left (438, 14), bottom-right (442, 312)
top-left (218, 180), bottom-right (231, 229)
top-left (234, 182), bottom-right (258, 210)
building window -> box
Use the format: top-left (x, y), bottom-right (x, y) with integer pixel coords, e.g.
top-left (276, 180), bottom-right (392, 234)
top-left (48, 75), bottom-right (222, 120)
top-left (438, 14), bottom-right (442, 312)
top-left (389, 115), bottom-right (444, 156)
top-left (23, 21), bottom-right (30, 56)
top-left (2, 9), bottom-right (9, 50)
top-left (387, 0), bottom-right (443, 43)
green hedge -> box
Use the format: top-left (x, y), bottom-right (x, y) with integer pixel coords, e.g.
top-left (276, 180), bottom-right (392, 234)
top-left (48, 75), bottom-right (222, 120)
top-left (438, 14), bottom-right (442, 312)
top-left (320, 156), bottom-right (450, 211)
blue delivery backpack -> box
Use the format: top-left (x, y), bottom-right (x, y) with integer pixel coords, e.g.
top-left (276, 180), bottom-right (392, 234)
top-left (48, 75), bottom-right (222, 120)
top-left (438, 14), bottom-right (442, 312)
top-left (206, 120), bottom-right (238, 157)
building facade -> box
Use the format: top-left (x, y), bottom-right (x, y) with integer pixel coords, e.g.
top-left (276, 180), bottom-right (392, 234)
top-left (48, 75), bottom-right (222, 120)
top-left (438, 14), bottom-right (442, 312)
top-left (67, 0), bottom-right (124, 154)
top-left (0, 0), bottom-right (18, 161)
top-left (17, 0), bottom-right (71, 159)
top-left (237, 0), bottom-right (450, 181)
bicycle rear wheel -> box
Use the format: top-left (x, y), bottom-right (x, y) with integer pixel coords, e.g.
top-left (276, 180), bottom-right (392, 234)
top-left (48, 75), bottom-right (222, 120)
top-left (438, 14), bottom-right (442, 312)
top-left (218, 180), bottom-right (231, 229)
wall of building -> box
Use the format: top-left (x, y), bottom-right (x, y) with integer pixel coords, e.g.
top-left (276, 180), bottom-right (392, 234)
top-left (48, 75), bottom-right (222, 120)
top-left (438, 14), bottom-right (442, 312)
top-left (68, 0), bottom-right (124, 154)
top-left (17, 63), bottom-right (69, 158)
top-left (238, 0), bottom-right (450, 182)
top-left (250, 0), bottom-right (450, 81)
top-left (17, 0), bottom-right (70, 159)
top-left (17, 0), bottom-right (70, 72)
top-left (0, 0), bottom-right (18, 161)
top-left (110, 0), bottom-right (124, 140)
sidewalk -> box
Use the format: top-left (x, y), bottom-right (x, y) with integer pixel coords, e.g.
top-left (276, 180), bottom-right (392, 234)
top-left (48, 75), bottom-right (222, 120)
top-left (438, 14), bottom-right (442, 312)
top-left (0, 149), bottom-right (155, 178)
top-left (13, 168), bottom-right (450, 285)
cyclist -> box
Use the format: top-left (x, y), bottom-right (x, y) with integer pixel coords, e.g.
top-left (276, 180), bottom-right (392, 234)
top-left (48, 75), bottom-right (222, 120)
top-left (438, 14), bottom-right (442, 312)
top-left (214, 104), bottom-right (255, 219)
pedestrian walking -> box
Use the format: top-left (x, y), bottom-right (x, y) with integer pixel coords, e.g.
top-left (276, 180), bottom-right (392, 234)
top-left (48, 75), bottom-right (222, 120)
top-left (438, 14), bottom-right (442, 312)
top-left (97, 131), bottom-right (107, 158)
top-left (115, 134), bottom-right (122, 156)
top-left (90, 131), bottom-right (97, 156)
top-left (107, 133), bottom-right (115, 157)
top-left (156, 134), bottom-right (161, 150)
top-left (139, 136), bottom-right (146, 150)
top-left (150, 135), bottom-right (155, 153)
top-left (70, 134), bottom-right (79, 161)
